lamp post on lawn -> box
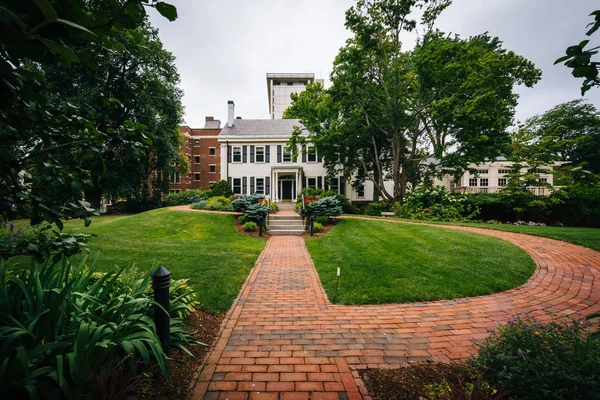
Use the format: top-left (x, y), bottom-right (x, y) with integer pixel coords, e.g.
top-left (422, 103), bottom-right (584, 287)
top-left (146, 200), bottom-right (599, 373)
top-left (310, 215), bottom-right (315, 236)
top-left (151, 266), bottom-right (171, 355)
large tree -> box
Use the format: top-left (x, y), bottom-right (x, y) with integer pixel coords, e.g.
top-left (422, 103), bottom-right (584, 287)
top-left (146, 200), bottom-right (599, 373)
top-left (0, 0), bottom-right (178, 230)
top-left (42, 23), bottom-right (184, 208)
top-left (286, 0), bottom-right (540, 203)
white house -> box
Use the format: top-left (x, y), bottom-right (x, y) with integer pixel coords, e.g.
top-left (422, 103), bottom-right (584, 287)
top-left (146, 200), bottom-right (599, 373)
top-left (218, 101), bottom-right (375, 202)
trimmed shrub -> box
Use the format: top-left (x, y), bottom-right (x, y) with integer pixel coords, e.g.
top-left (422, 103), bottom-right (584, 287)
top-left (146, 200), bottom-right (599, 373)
top-left (298, 196), bottom-right (343, 217)
top-left (206, 196), bottom-right (231, 206)
top-left (237, 215), bottom-right (249, 225)
top-left (395, 186), bottom-right (478, 222)
top-left (364, 201), bottom-right (390, 216)
top-left (244, 203), bottom-right (269, 223)
top-left (243, 222), bottom-right (257, 232)
top-left (191, 200), bottom-right (207, 210)
top-left (232, 194), bottom-right (265, 213)
top-left (553, 184), bottom-right (600, 227)
top-left (471, 315), bottom-right (600, 399)
top-left (313, 222), bottom-right (323, 233)
top-left (315, 216), bottom-right (330, 225)
top-left (209, 180), bottom-right (234, 197)
top-left (164, 189), bottom-right (211, 206)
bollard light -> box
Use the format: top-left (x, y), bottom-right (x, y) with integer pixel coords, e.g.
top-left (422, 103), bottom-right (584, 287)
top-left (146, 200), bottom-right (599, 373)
top-left (151, 266), bottom-right (171, 355)
top-left (259, 216), bottom-right (263, 237)
top-left (310, 215), bottom-right (315, 236)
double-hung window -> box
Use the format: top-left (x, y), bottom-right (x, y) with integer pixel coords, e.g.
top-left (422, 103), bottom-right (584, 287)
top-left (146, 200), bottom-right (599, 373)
top-left (232, 178), bottom-right (242, 194)
top-left (498, 178), bottom-right (507, 186)
top-left (307, 178), bottom-right (317, 188)
top-left (307, 146), bottom-right (317, 162)
top-left (469, 178), bottom-right (477, 187)
top-left (480, 178), bottom-right (489, 187)
top-left (357, 185), bottom-right (365, 197)
top-left (255, 146), bottom-right (265, 163)
top-left (170, 171), bottom-right (180, 184)
top-left (232, 146), bottom-right (242, 163)
top-left (256, 178), bottom-right (265, 194)
top-left (282, 147), bottom-right (292, 163)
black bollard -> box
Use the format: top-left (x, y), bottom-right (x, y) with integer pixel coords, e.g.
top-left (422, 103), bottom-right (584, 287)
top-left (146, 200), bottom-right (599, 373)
top-left (259, 216), bottom-right (263, 237)
top-left (151, 266), bottom-right (171, 355)
top-left (310, 215), bottom-right (315, 236)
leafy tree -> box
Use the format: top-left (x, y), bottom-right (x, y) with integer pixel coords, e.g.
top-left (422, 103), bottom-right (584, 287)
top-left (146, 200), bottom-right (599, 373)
top-left (285, 0), bottom-right (540, 203)
top-left (0, 0), bottom-right (177, 233)
top-left (520, 99), bottom-right (600, 173)
top-left (41, 23), bottom-right (184, 208)
top-left (556, 10), bottom-right (600, 94)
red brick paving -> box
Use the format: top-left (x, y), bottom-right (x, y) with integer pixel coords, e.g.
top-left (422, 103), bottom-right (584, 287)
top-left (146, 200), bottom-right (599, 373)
top-left (191, 218), bottom-right (600, 399)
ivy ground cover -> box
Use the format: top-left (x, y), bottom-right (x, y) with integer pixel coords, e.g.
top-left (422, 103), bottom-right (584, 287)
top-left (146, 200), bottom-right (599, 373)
top-left (61, 209), bottom-right (266, 313)
top-left (306, 219), bottom-right (535, 305)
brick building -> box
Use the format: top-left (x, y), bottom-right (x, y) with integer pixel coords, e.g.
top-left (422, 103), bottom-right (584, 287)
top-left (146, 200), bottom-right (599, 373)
top-left (169, 117), bottom-right (221, 193)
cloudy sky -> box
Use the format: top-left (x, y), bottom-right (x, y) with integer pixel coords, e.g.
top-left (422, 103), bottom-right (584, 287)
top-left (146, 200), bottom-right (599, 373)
top-left (148, 0), bottom-right (600, 128)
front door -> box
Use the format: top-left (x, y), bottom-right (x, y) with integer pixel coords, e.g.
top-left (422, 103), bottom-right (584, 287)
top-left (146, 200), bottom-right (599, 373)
top-left (281, 180), bottom-right (293, 200)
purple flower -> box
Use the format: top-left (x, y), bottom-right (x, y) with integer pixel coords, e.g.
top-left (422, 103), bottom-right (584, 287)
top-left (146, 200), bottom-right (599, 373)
top-left (9, 222), bottom-right (14, 231)
top-left (16, 229), bottom-right (22, 237)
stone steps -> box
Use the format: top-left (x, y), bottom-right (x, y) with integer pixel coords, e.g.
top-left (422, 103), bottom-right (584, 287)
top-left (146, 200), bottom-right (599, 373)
top-left (267, 213), bottom-right (305, 236)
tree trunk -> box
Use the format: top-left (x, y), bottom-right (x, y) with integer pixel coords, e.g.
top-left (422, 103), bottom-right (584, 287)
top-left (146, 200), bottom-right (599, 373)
top-left (85, 186), bottom-right (103, 210)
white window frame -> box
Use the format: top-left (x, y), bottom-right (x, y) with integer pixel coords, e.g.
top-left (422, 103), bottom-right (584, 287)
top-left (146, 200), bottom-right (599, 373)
top-left (480, 178), bottom-right (489, 187)
top-left (256, 178), bottom-right (265, 194)
top-left (232, 146), bottom-right (242, 163)
top-left (469, 178), bottom-right (477, 187)
top-left (539, 177), bottom-right (548, 183)
top-left (498, 169), bottom-right (512, 174)
top-left (194, 173), bottom-right (201, 181)
top-left (209, 164), bottom-right (216, 173)
top-left (329, 179), bottom-right (339, 193)
top-left (170, 171), bottom-right (180, 184)
top-left (255, 146), bottom-right (265, 163)
top-left (232, 178), bottom-right (242, 194)
top-left (477, 169), bottom-right (489, 174)
top-left (209, 147), bottom-right (216, 156)
top-left (169, 189), bottom-right (180, 194)
top-left (307, 145), bottom-right (317, 162)
top-left (209, 181), bottom-right (216, 185)
top-left (193, 156), bottom-right (200, 164)
top-left (193, 139), bottom-right (200, 147)
top-left (282, 147), bottom-right (292, 163)
top-left (357, 185), bottom-right (365, 198)
top-left (498, 178), bottom-right (507, 186)
top-left (307, 177), bottom-right (317, 189)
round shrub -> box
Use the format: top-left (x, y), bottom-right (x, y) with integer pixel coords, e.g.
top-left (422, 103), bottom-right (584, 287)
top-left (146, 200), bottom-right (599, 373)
top-left (313, 222), bottom-right (323, 233)
top-left (243, 222), bottom-right (257, 232)
top-left (191, 201), bottom-right (207, 210)
top-left (315, 216), bottom-right (330, 225)
top-left (206, 196), bottom-right (231, 206)
top-left (237, 215), bottom-right (249, 225)
top-left (471, 315), bottom-right (600, 399)
top-left (364, 201), bottom-right (390, 216)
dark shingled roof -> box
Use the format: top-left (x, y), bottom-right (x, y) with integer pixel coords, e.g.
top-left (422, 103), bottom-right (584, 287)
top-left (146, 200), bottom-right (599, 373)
top-left (219, 119), bottom-right (304, 137)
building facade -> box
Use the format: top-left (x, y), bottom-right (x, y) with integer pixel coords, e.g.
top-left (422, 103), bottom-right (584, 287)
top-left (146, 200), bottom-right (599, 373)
top-left (266, 73), bottom-right (323, 119)
top-left (169, 117), bottom-right (221, 193)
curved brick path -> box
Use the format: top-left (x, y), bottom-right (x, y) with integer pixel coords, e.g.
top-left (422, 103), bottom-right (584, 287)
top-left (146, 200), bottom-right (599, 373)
top-left (191, 220), bottom-right (600, 400)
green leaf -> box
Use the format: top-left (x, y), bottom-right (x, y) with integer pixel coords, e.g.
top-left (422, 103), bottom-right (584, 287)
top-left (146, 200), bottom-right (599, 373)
top-left (33, 0), bottom-right (58, 22)
top-left (56, 18), bottom-right (97, 37)
top-left (155, 2), bottom-right (178, 21)
top-left (566, 45), bottom-right (583, 57)
top-left (39, 39), bottom-right (80, 63)
top-left (554, 55), bottom-right (572, 65)
top-left (579, 40), bottom-right (590, 49)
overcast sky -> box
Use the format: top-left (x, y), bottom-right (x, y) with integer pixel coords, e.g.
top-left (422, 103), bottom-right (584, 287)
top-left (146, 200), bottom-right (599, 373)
top-left (148, 0), bottom-right (600, 128)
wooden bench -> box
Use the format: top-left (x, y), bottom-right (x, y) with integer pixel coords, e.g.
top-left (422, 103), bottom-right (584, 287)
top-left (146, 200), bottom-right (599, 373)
top-left (380, 212), bottom-right (395, 218)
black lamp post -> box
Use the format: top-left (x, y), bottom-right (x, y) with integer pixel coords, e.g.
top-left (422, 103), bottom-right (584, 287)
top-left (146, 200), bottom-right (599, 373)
top-left (151, 266), bottom-right (171, 355)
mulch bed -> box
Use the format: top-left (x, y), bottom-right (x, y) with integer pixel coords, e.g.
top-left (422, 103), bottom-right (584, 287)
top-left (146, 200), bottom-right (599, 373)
top-left (143, 310), bottom-right (224, 399)
top-left (361, 363), bottom-right (478, 400)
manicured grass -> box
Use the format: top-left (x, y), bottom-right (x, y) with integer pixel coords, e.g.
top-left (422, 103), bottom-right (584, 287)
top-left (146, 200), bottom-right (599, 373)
top-left (54, 209), bottom-right (266, 314)
top-left (306, 219), bottom-right (536, 305)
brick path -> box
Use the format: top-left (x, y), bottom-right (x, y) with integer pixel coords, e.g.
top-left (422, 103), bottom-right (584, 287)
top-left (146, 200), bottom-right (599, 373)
top-left (191, 220), bottom-right (600, 400)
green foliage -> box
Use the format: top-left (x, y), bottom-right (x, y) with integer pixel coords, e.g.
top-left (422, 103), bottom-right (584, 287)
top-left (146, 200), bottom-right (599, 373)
top-left (300, 196), bottom-right (343, 218)
top-left (232, 194), bottom-right (265, 213)
top-left (364, 201), bottom-right (391, 216)
top-left (244, 204), bottom-right (269, 223)
top-left (556, 10), bottom-right (600, 95)
top-left (552, 184), bottom-right (600, 227)
top-left (1, 0), bottom-right (179, 234)
top-left (313, 222), bottom-right (324, 233)
top-left (0, 256), bottom-right (197, 399)
top-left (189, 197), bottom-right (233, 212)
top-left (297, 188), bottom-right (356, 214)
top-left (394, 186), bottom-right (478, 222)
top-left (471, 315), bottom-right (600, 399)
top-left (232, 194), bottom-right (272, 223)
top-left (209, 180), bottom-right (234, 198)
top-left (237, 215), bottom-right (249, 225)
top-left (315, 216), bottom-right (331, 225)
top-left (243, 222), bottom-right (257, 232)
top-left (190, 201), bottom-right (207, 210)
top-left (165, 189), bottom-right (211, 206)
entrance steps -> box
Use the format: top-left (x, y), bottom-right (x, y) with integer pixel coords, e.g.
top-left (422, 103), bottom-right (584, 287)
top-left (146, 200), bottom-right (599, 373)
top-left (267, 214), bottom-right (305, 236)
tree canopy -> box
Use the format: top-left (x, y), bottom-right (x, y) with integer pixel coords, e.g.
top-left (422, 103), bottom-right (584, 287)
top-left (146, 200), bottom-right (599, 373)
top-left (0, 0), bottom-right (179, 233)
top-left (285, 0), bottom-right (540, 202)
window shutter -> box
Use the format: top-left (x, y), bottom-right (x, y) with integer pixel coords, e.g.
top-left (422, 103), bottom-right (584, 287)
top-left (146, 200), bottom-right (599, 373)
top-left (250, 146), bottom-right (255, 163)
top-left (242, 146), bottom-right (247, 163)
top-left (265, 176), bottom-right (271, 195)
top-left (302, 145), bottom-right (306, 163)
top-left (317, 176), bottom-right (322, 189)
top-left (242, 177), bottom-right (247, 195)
top-left (302, 176), bottom-right (306, 189)
top-left (324, 180), bottom-right (329, 191)
top-left (250, 177), bottom-right (255, 194)
top-left (277, 145), bottom-right (282, 163)
top-left (339, 176), bottom-right (345, 195)
top-left (228, 177), bottom-right (232, 186)
top-left (266, 145), bottom-right (270, 163)
top-left (227, 146), bottom-right (231, 163)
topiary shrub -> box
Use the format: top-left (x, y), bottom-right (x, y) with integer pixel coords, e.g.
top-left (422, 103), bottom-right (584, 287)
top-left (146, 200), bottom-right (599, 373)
top-left (471, 315), bottom-right (600, 399)
top-left (364, 201), bottom-right (390, 216)
top-left (313, 222), bottom-right (323, 233)
top-left (243, 222), bottom-right (257, 232)
top-left (209, 180), bottom-right (234, 197)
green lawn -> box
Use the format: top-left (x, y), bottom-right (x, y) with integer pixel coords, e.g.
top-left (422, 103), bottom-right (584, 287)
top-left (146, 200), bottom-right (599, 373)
top-left (387, 219), bottom-right (600, 252)
top-left (49, 209), bottom-right (265, 314)
top-left (307, 219), bottom-right (536, 305)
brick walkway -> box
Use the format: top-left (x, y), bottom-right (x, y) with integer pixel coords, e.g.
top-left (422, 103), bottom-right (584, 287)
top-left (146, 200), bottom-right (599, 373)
top-left (191, 220), bottom-right (600, 400)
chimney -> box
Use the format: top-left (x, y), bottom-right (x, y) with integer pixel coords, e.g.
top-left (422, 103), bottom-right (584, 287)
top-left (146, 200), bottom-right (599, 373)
top-left (227, 101), bottom-right (235, 128)
top-left (205, 116), bottom-right (214, 122)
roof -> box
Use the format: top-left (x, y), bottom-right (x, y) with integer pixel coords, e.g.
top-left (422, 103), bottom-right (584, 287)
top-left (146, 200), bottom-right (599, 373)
top-left (219, 119), bottom-right (304, 138)
top-left (204, 120), bottom-right (221, 129)
top-left (266, 73), bottom-right (315, 79)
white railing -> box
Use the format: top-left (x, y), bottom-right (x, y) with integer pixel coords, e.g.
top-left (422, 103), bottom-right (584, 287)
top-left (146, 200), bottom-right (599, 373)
top-left (454, 186), bottom-right (552, 196)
